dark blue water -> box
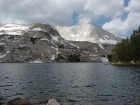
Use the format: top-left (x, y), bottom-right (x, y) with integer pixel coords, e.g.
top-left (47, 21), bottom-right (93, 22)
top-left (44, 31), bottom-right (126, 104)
top-left (0, 63), bottom-right (140, 105)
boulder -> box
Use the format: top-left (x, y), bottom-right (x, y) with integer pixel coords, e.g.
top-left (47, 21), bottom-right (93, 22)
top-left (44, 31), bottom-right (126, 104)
top-left (67, 99), bottom-right (77, 102)
top-left (6, 97), bottom-right (30, 105)
top-left (18, 98), bottom-right (30, 105)
top-left (47, 99), bottom-right (60, 105)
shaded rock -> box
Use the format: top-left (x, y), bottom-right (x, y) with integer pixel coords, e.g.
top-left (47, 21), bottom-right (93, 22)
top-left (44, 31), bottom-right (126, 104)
top-left (0, 102), bottom-right (2, 105)
top-left (6, 97), bottom-right (30, 105)
top-left (18, 98), bottom-right (30, 105)
top-left (47, 99), bottom-right (60, 105)
top-left (67, 98), bottom-right (77, 102)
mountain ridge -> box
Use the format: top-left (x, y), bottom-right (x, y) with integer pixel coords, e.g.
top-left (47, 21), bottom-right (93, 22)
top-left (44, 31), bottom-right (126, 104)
top-left (53, 23), bottom-right (122, 44)
top-left (0, 23), bottom-right (122, 63)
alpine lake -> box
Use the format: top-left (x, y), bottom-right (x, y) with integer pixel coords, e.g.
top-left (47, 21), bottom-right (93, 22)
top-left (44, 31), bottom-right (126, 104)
top-left (0, 63), bottom-right (140, 105)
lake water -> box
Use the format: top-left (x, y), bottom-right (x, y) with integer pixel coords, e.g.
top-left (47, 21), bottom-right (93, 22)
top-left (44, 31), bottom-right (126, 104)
top-left (0, 63), bottom-right (140, 105)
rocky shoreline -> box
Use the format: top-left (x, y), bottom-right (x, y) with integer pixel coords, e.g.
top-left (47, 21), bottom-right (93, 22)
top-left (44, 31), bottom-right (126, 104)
top-left (0, 98), bottom-right (61, 105)
top-left (111, 62), bottom-right (140, 66)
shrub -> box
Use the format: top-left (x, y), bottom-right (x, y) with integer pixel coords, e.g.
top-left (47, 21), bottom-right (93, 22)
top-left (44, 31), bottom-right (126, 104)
top-left (30, 37), bottom-right (37, 44)
top-left (68, 54), bottom-right (80, 62)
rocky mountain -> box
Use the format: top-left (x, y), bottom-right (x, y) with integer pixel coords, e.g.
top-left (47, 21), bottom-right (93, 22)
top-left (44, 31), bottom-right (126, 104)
top-left (0, 23), bottom-right (122, 63)
top-left (53, 23), bottom-right (122, 44)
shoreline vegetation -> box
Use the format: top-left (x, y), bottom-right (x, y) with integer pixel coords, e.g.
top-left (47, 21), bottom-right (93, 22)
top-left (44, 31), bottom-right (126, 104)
top-left (111, 61), bottom-right (140, 66)
top-left (111, 26), bottom-right (140, 65)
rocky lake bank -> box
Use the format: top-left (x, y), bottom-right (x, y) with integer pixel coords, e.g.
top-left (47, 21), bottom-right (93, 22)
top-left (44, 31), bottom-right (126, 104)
top-left (111, 61), bottom-right (140, 66)
top-left (0, 97), bottom-right (61, 105)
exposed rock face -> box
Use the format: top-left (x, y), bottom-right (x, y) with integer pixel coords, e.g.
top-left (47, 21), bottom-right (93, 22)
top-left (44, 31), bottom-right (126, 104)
top-left (0, 23), bottom-right (122, 62)
top-left (0, 23), bottom-right (77, 62)
top-left (47, 99), bottom-right (60, 105)
top-left (53, 23), bottom-right (122, 44)
top-left (6, 98), bottom-right (30, 105)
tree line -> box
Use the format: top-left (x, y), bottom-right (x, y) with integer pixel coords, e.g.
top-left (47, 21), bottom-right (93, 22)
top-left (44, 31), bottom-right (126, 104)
top-left (112, 26), bottom-right (140, 62)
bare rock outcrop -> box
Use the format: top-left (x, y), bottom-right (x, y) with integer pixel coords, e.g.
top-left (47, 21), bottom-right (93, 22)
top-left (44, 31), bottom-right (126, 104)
top-left (6, 98), bottom-right (30, 105)
top-left (47, 99), bottom-right (60, 105)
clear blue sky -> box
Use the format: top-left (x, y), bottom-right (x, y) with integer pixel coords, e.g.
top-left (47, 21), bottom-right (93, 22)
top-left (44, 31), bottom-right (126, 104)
top-left (0, 0), bottom-right (140, 37)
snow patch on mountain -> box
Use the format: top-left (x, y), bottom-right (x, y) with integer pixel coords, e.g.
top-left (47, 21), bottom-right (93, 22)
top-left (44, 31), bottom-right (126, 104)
top-left (101, 57), bottom-right (109, 62)
top-left (98, 44), bottom-right (104, 49)
top-left (32, 28), bottom-right (42, 31)
top-left (51, 35), bottom-right (59, 42)
top-left (69, 43), bottom-right (79, 48)
top-left (98, 44), bottom-right (109, 54)
top-left (51, 46), bottom-right (60, 55)
top-left (54, 23), bottom-right (122, 44)
top-left (60, 41), bottom-right (66, 46)
top-left (50, 54), bottom-right (55, 60)
top-left (0, 51), bottom-right (10, 58)
top-left (0, 42), bottom-right (5, 45)
top-left (30, 60), bottom-right (43, 63)
top-left (99, 38), bottom-right (117, 44)
top-left (40, 38), bottom-right (49, 41)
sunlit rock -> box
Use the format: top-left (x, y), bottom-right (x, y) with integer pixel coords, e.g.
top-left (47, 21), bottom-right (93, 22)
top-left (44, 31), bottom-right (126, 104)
top-left (47, 99), bottom-right (60, 105)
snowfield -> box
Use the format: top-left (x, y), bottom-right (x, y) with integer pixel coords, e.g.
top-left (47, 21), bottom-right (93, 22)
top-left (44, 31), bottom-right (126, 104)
top-left (101, 57), bottom-right (109, 62)
top-left (30, 60), bottom-right (43, 63)
top-left (0, 51), bottom-right (10, 58)
top-left (54, 23), bottom-right (122, 44)
top-left (32, 28), bottom-right (42, 31)
top-left (99, 39), bottom-right (117, 44)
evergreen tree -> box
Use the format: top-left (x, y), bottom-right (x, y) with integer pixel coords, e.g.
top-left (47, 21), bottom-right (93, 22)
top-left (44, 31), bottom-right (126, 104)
top-left (112, 26), bottom-right (140, 62)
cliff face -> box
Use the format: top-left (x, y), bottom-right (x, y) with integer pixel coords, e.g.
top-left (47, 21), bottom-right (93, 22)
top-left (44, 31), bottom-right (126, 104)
top-left (0, 23), bottom-right (121, 63)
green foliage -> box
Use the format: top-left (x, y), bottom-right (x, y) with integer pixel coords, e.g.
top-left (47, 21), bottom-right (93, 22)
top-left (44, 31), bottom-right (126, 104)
top-left (107, 54), bottom-right (112, 62)
top-left (58, 44), bottom-right (64, 48)
top-left (137, 59), bottom-right (140, 63)
top-left (112, 26), bottom-right (140, 62)
top-left (68, 54), bottom-right (80, 62)
top-left (55, 53), bottom-right (64, 62)
top-left (0, 45), bottom-right (5, 53)
top-left (30, 37), bottom-right (37, 44)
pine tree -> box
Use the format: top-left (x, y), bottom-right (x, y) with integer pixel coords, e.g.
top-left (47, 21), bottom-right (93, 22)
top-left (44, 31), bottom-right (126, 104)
top-left (112, 26), bottom-right (140, 62)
